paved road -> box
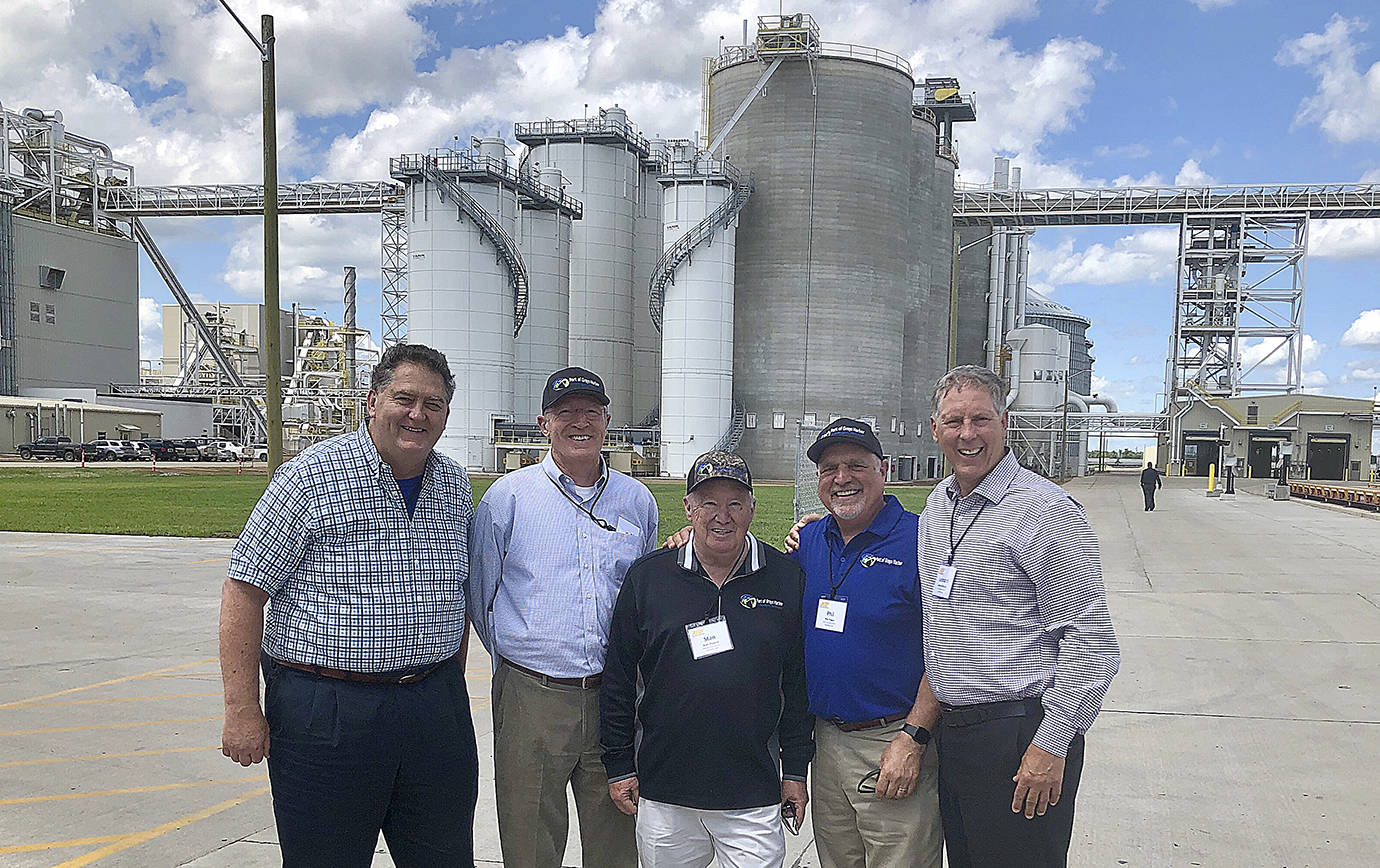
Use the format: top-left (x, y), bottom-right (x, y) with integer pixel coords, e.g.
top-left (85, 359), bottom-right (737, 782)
top-left (0, 475), bottom-right (1375, 866)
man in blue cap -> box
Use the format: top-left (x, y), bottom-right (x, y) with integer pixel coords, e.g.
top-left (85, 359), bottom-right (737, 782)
top-left (788, 417), bottom-right (942, 868)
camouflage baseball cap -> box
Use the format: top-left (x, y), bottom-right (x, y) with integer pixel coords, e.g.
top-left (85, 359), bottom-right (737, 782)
top-left (686, 450), bottom-right (753, 494)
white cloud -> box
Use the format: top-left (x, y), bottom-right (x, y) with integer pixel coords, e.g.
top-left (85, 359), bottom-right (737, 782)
top-left (1030, 227), bottom-right (1179, 286)
top-left (221, 214), bottom-right (381, 309)
top-left (1276, 14), bottom-right (1380, 144)
top-left (138, 296), bottom-right (162, 361)
top-left (1094, 142), bottom-right (1151, 159)
top-left (1238, 335), bottom-right (1323, 381)
top-left (1310, 220), bottom-right (1380, 259)
top-left (1341, 309), bottom-right (1380, 348)
top-left (1300, 369), bottom-right (1330, 387)
top-left (1342, 366), bottom-right (1380, 381)
top-left (1188, 0), bottom-right (1236, 9)
top-left (1173, 158), bottom-right (1216, 185)
top-left (1361, 168), bottom-right (1380, 183)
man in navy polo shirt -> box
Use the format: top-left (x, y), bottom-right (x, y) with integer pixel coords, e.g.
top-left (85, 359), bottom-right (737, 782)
top-left (790, 418), bottom-right (942, 868)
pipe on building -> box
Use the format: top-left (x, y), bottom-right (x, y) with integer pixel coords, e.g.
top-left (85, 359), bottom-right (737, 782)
top-left (1004, 334), bottom-right (1024, 409)
top-left (1015, 232), bottom-right (1030, 331)
top-left (1074, 393), bottom-right (1118, 413)
top-left (1003, 230), bottom-right (1020, 342)
top-left (986, 231), bottom-right (1005, 370)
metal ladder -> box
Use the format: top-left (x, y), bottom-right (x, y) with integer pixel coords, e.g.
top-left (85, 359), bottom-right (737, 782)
top-left (648, 174), bottom-right (753, 331)
top-left (417, 163), bottom-right (529, 336)
top-left (714, 399), bottom-right (747, 452)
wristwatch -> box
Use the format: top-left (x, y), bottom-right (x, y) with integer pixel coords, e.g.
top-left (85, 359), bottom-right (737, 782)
top-left (901, 722), bottom-right (932, 745)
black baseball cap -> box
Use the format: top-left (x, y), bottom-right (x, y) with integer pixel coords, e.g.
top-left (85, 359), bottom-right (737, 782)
top-left (687, 450), bottom-right (753, 494)
top-left (542, 367), bottom-right (609, 411)
top-left (807, 417), bottom-right (885, 463)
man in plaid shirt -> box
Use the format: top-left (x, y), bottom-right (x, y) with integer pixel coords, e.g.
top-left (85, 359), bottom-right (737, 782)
top-left (219, 343), bottom-right (478, 867)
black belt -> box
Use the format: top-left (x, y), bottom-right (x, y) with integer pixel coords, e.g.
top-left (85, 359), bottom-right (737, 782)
top-left (940, 696), bottom-right (1043, 728)
top-left (832, 711), bottom-right (908, 732)
top-left (273, 653), bottom-right (454, 685)
top-left (502, 657), bottom-right (602, 689)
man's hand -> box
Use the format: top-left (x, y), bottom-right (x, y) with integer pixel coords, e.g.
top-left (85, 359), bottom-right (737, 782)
top-left (874, 732), bottom-right (922, 799)
top-left (781, 779), bottom-right (808, 830)
top-left (663, 526), bottom-right (692, 549)
top-left (222, 703), bottom-right (270, 766)
top-left (1011, 743), bottom-right (1066, 818)
top-left (609, 776), bottom-right (640, 815)
top-left (783, 513), bottom-right (823, 552)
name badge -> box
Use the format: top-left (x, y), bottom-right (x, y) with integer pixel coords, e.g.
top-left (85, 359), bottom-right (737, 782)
top-left (815, 597), bottom-right (848, 632)
top-left (933, 564), bottom-right (957, 599)
top-left (686, 616), bottom-right (734, 659)
top-left (615, 516), bottom-right (640, 536)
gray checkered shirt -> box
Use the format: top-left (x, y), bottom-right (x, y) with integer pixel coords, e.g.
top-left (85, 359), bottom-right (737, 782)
top-left (920, 449), bottom-right (1120, 756)
top-left (229, 424), bottom-right (472, 671)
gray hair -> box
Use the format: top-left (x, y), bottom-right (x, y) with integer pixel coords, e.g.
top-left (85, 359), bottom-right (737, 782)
top-left (931, 365), bottom-right (1005, 416)
top-left (371, 343), bottom-right (456, 402)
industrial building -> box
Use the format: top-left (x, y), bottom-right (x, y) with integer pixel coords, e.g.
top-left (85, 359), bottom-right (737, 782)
top-left (0, 394), bottom-right (160, 455)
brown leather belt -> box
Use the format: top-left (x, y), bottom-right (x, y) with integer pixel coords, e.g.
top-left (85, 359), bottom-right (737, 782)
top-left (502, 657), bottom-right (602, 689)
top-left (274, 654), bottom-right (453, 685)
top-left (833, 711), bottom-right (908, 732)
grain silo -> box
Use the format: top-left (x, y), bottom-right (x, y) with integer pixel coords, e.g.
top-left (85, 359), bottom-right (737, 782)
top-left (516, 107), bottom-right (647, 418)
top-left (706, 15), bottom-right (971, 479)
top-left (514, 165), bottom-right (578, 420)
top-left (631, 141), bottom-right (666, 426)
top-left (1026, 289), bottom-right (1095, 396)
top-left (391, 142), bottom-right (523, 469)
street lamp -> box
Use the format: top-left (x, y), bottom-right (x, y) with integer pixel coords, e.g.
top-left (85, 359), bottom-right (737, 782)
top-left (218, 1), bottom-right (283, 471)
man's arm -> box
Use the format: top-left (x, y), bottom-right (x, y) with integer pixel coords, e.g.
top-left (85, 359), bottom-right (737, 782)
top-left (776, 568), bottom-right (815, 792)
top-left (466, 494), bottom-right (505, 655)
top-left (874, 671), bottom-right (940, 799)
top-left (220, 577), bottom-right (270, 766)
top-left (599, 570), bottom-right (644, 812)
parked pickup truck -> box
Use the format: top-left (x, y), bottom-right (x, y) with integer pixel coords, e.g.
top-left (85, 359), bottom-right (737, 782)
top-left (16, 436), bottom-right (79, 461)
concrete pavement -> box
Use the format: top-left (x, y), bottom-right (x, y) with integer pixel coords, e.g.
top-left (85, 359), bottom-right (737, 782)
top-left (0, 473), bottom-right (1376, 865)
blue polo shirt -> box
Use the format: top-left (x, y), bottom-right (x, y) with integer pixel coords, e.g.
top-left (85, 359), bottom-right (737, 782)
top-left (791, 495), bottom-right (925, 722)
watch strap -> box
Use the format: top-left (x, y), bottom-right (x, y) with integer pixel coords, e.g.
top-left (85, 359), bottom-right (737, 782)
top-left (901, 722), bottom-right (932, 744)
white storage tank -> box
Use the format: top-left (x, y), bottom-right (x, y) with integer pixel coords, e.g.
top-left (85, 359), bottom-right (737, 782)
top-left (1006, 324), bottom-right (1069, 410)
top-left (514, 166), bottom-right (574, 420)
top-left (658, 164), bottom-right (737, 477)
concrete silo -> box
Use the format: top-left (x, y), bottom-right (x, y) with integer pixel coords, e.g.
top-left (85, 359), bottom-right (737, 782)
top-left (631, 142), bottom-right (667, 426)
top-left (516, 107), bottom-right (647, 419)
top-left (707, 19), bottom-right (916, 479)
top-left (391, 144), bottom-right (523, 470)
top-left (654, 153), bottom-right (744, 477)
top-left (514, 165), bottom-right (578, 420)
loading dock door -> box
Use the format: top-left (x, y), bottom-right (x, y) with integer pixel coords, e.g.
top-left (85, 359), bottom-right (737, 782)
top-left (1247, 434), bottom-right (1290, 479)
top-left (1181, 433), bottom-right (1222, 477)
top-left (1306, 434), bottom-right (1349, 480)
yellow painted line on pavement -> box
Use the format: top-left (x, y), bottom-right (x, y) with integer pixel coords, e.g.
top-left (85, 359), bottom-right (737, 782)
top-left (51, 782), bottom-right (273, 868)
top-left (143, 672), bottom-right (221, 679)
top-left (0, 716), bottom-right (219, 737)
top-left (0, 745), bottom-right (220, 769)
top-left (0, 834), bottom-right (127, 855)
top-left (0, 659), bottom-right (217, 710)
top-left (6, 692), bottom-right (221, 709)
top-left (185, 557), bottom-right (228, 565)
top-left (0, 774), bottom-right (265, 806)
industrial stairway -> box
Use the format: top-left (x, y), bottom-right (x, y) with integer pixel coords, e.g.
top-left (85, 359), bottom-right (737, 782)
top-left (648, 174), bottom-right (753, 331)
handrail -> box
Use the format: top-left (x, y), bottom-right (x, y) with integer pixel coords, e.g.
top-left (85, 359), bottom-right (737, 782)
top-left (416, 163), bottom-right (529, 336)
top-left (711, 41), bottom-right (912, 79)
top-left (715, 400), bottom-right (746, 452)
top-left (649, 171), bottom-right (753, 331)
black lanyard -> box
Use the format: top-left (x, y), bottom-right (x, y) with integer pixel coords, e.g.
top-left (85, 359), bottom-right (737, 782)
top-left (826, 536), bottom-right (867, 600)
top-left (947, 496), bottom-right (990, 566)
top-left (547, 472), bottom-right (615, 531)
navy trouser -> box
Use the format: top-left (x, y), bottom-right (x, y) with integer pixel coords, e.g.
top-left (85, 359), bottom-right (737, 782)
top-left (937, 698), bottom-right (1085, 868)
top-left (1142, 485), bottom-right (1157, 511)
top-left (262, 653), bottom-right (479, 868)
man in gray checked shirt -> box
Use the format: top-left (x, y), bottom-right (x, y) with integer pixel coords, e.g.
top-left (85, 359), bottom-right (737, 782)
top-left (921, 365), bottom-right (1120, 868)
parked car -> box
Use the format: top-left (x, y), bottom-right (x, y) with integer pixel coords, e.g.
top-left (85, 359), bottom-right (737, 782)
top-left (174, 439), bottom-right (203, 461)
top-left (250, 443), bottom-right (268, 462)
top-left (207, 441), bottom-right (250, 461)
top-left (85, 439), bottom-right (140, 461)
top-left (130, 440), bottom-right (152, 460)
top-left (141, 439), bottom-right (181, 461)
top-left (16, 436), bottom-right (78, 461)
top-left (196, 439), bottom-right (223, 461)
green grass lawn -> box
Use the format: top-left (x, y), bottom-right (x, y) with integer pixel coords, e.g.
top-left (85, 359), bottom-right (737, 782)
top-left (0, 467), bottom-right (930, 544)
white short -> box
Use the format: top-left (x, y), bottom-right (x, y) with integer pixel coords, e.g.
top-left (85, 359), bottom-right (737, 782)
top-left (635, 797), bottom-right (786, 868)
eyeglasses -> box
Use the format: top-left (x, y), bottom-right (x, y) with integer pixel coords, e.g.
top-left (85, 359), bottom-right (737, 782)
top-left (857, 768), bottom-right (881, 794)
top-left (781, 801), bottom-right (799, 835)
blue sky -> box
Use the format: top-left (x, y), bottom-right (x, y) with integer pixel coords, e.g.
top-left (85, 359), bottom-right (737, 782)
top-left (3, 0), bottom-right (1378, 429)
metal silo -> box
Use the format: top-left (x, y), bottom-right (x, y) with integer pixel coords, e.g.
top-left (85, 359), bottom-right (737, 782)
top-left (1026, 289), bottom-right (1095, 395)
top-left (655, 155), bottom-right (741, 477)
top-left (707, 18), bottom-right (916, 479)
top-left (514, 165), bottom-right (577, 420)
top-left (391, 148), bottom-right (523, 470)
top-left (516, 107), bottom-right (647, 418)
top-left (631, 142), bottom-right (666, 426)
top-left (900, 105), bottom-right (938, 480)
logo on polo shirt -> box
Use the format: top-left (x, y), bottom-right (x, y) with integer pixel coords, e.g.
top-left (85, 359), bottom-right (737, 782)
top-left (551, 376), bottom-right (600, 392)
top-left (740, 594), bottom-right (784, 609)
top-left (860, 554), bottom-right (904, 568)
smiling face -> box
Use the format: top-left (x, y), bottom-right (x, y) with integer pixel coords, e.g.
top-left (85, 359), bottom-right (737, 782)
top-left (815, 442), bottom-right (888, 531)
top-left (538, 393), bottom-right (610, 473)
top-left (932, 384), bottom-right (1008, 496)
top-left (366, 361), bottom-right (450, 477)
top-left (684, 478), bottom-right (755, 564)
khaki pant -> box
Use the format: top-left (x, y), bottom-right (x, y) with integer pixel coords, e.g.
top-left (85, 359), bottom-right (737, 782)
top-left (811, 718), bottom-right (943, 868)
top-left (492, 662), bottom-right (636, 868)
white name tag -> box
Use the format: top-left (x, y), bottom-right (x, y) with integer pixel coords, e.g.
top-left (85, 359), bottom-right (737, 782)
top-left (933, 564), bottom-right (957, 599)
top-left (615, 516), bottom-right (640, 536)
top-left (686, 616), bottom-right (734, 659)
top-left (815, 597), bottom-right (848, 632)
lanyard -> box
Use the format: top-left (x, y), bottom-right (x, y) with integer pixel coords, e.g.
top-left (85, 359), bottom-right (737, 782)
top-left (826, 536), bottom-right (867, 600)
top-left (947, 496), bottom-right (990, 566)
top-left (546, 472), bottom-right (615, 531)
top-left (700, 537), bottom-right (750, 619)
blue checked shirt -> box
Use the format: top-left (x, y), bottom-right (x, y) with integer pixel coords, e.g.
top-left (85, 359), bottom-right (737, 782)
top-left (468, 453), bottom-right (659, 678)
top-left (920, 449), bottom-right (1120, 757)
top-left (228, 424), bottom-right (472, 671)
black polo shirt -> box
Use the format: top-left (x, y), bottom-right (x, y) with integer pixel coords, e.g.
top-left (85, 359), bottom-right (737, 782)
top-left (599, 532), bottom-right (814, 810)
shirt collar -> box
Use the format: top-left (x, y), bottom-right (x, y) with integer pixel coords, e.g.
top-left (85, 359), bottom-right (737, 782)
top-left (823, 494), bottom-right (905, 545)
top-left (944, 448), bottom-right (1021, 505)
top-left (679, 531), bottom-right (763, 579)
top-left (541, 451), bottom-right (608, 497)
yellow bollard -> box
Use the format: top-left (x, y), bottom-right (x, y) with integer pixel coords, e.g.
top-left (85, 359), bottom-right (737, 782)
top-left (1208, 463), bottom-right (1216, 491)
